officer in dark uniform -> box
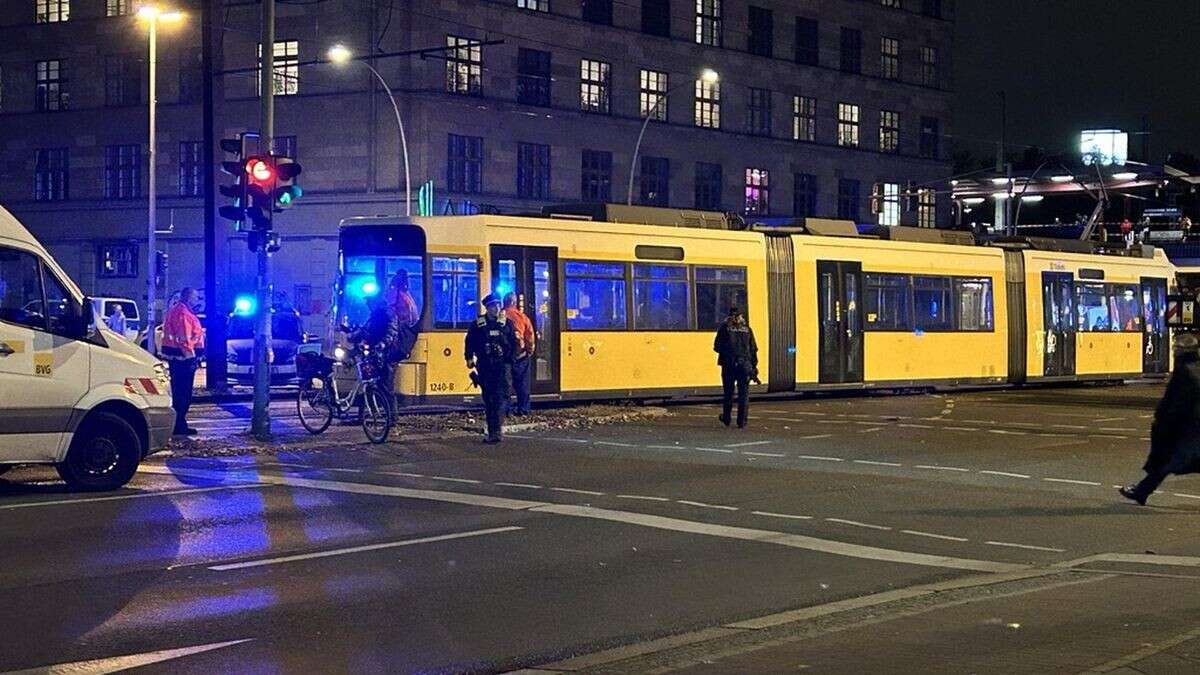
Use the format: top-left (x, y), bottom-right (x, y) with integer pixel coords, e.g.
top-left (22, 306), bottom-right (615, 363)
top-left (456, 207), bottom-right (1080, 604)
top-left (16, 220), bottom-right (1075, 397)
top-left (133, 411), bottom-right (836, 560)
top-left (465, 294), bottom-right (518, 443)
top-left (713, 305), bottom-right (759, 428)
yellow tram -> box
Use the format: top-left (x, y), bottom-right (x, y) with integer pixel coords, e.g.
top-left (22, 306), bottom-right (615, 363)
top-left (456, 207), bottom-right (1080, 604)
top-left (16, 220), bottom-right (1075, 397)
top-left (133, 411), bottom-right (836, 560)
top-left (331, 211), bottom-right (1173, 404)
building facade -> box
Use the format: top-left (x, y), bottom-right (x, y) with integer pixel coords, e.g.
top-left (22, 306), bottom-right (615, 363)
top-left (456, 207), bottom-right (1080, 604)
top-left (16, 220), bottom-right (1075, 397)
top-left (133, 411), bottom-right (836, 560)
top-left (0, 0), bottom-right (954, 329)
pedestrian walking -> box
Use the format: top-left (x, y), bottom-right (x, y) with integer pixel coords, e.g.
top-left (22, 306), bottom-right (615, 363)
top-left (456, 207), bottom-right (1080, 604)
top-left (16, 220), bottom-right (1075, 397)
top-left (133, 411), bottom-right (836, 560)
top-left (161, 287), bottom-right (204, 436)
top-left (105, 304), bottom-right (127, 336)
top-left (465, 294), bottom-right (518, 443)
top-left (503, 291), bottom-right (535, 416)
top-left (713, 306), bottom-right (758, 428)
top-left (1119, 333), bottom-right (1200, 505)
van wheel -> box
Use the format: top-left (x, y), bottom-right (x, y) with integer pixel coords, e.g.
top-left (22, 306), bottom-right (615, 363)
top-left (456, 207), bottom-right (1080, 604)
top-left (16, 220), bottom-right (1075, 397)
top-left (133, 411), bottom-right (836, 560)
top-left (56, 412), bottom-right (141, 491)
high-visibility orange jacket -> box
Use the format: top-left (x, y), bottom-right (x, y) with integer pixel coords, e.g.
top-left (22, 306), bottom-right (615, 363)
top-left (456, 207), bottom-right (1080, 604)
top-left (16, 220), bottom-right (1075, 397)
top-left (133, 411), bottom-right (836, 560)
top-left (504, 306), bottom-right (535, 358)
top-left (162, 302), bottom-right (204, 358)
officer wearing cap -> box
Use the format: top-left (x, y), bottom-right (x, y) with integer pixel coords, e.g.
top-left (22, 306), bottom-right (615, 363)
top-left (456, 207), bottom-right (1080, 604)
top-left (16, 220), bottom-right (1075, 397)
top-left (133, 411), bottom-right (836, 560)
top-left (465, 293), bottom-right (518, 443)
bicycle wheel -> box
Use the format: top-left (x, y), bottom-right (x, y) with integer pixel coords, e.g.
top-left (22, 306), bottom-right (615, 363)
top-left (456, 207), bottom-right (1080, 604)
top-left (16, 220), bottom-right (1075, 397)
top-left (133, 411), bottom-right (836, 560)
top-left (297, 378), bottom-right (334, 435)
top-left (360, 384), bottom-right (394, 444)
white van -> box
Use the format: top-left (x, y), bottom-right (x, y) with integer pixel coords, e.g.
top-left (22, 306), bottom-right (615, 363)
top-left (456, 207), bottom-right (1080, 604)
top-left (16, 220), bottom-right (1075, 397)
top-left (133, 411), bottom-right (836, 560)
top-left (0, 205), bottom-right (174, 490)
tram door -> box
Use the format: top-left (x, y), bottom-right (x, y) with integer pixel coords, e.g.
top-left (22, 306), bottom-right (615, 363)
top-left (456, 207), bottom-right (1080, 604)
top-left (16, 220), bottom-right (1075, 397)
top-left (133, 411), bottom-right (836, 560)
top-left (490, 245), bottom-right (560, 395)
top-left (1041, 272), bottom-right (1076, 377)
top-left (817, 261), bottom-right (864, 384)
top-left (1141, 277), bottom-right (1169, 374)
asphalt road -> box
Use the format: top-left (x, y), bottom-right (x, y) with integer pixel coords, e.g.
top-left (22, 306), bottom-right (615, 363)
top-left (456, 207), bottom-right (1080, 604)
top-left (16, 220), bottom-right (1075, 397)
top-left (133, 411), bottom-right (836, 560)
top-left (2, 382), bottom-right (1199, 674)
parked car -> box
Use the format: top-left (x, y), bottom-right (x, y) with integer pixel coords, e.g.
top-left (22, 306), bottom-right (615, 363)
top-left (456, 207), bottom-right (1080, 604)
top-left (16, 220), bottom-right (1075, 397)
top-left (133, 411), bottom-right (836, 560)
top-left (226, 307), bottom-right (315, 385)
top-left (90, 297), bottom-right (140, 342)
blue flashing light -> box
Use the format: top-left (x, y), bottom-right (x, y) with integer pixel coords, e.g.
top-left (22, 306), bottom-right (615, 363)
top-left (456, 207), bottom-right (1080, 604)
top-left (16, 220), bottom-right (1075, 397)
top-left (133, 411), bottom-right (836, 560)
top-left (494, 283), bottom-right (512, 298)
top-left (361, 280), bottom-right (380, 297)
top-left (234, 296), bottom-right (256, 315)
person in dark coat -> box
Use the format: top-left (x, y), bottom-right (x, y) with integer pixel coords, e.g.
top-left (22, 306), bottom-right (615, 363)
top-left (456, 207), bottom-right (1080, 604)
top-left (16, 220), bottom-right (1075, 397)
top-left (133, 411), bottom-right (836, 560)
top-left (1119, 332), bottom-right (1200, 505)
top-left (713, 306), bottom-right (759, 428)
top-left (465, 294), bottom-right (518, 444)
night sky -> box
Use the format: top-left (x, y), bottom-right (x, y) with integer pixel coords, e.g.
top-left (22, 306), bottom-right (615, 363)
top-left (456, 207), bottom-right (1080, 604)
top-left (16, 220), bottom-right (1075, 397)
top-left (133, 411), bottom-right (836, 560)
top-left (954, 1), bottom-right (1200, 166)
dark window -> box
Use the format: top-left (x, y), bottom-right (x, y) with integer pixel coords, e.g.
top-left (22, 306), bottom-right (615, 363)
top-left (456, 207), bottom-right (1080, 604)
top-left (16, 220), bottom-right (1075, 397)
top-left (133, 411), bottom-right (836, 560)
top-left (581, 149), bottom-right (612, 201)
top-left (275, 135), bottom-right (297, 159)
top-left (580, 59), bottom-right (611, 113)
top-left (920, 46), bottom-right (938, 87)
top-left (793, 95), bottom-right (816, 142)
top-left (695, 266), bottom-right (747, 329)
top-left (517, 48), bottom-right (552, 107)
top-left (921, 0), bottom-right (942, 19)
top-left (920, 116), bottom-right (940, 159)
top-left (446, 36), bottom-right (482, 95)
top-left (696, 0), bottom-right (722, 46)
top-left (105, 54), bottom-right (140, 107)
top-left (840, 28), bottom-right (862, 74)
top-left (793, 173), bottom-right (817, 218)
top-left (746, 87), bottom-right (772, 136)
top-left (0, 248), bottom-right (49, 331)
top-left (634, 264), bottom-right (690, 330)
top-left (34, 148), bottom-right (68, 201)
top-left (582, 0), bottom-right (613, 25)
top-left (447, 134), bottom-right (483, 194)
top-left (564, 260), bottom-right (627, 330)
top-left (744, 168), bottom-right (769, 215)
top-left (178, 53), bottom-right (202, 103)
top-left (640, 156), bottom-right (670, 206)
top-left (695, 162), bottom-right (723, 210)
top-left (837, 178), bottom-right (860, 221)
top-left (956, 277), bottom-right (995, 331)
top-left (517, 142), bottom-right (551, 199)
top-left (881, 0), bottom-right (901, 7)
top-left (97, 243), bottom-right (137, 278)
top-left (431, 256), bottom-right (480, 329)
top-left (748, 6), bottom-right (774, 57)
top-left (864, 273), bottom-right (910, 330)
top-left (36, 59), bottom-right (66, 112)
top-left (913, 276), bottom-right (954, 331)
top-left (178, 141), bottom-right (202, 197)
top-left (642, 0), bottom-right (671, 37)
top-left (880, 37), bottom-right (900, 80)
top-left (795, 18), bottom-right (819, 66)
top-left (105, 144), bottom-right (141, 200)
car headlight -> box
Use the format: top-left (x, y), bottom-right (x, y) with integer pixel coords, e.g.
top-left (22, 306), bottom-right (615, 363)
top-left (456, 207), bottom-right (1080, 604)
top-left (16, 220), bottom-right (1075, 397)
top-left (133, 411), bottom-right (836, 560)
top-left (334, 346), bottom-right (347, 361)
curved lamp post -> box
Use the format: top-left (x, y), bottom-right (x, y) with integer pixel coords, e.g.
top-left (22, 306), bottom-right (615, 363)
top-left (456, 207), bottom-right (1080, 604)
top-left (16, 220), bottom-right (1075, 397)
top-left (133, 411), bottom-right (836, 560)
top-left (626, 68), bottom-right (718, 206)
top-left (328, 44), bottom-right (411, 217)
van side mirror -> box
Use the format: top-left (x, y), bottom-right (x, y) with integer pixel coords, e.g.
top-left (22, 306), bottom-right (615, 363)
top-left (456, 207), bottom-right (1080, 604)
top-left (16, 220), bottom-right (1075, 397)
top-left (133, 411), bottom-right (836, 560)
top-left (79, 297), bottom-right (99, 341)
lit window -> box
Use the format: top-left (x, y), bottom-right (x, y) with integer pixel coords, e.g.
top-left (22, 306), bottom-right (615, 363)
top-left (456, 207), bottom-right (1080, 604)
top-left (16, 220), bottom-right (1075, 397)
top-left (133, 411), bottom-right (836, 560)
top-left (431, 257), bottom-right (480, 329)
top-left (793, 95), bottom-right (816, 142)
top-left (881, 0), bottom-right (901, 7)
top-left (880, 37), bottom-right (900, 80)
top-left (640, 69), bottom-right (668, 120)
top-left (864, 274), bottom-right (910, 330)
top-left (516, 0), bottom-right (548, 11)
top-left (35, 59), bottom-right (67, 112)
top-left (837, 102), bottom-right (860, 147)
top-left (633, 264), bottom-right (690, 330)
top-left (694, 78), bottom-right (720, 128)
top-left (98, 243), bottom-right (137, 278)
top-left (879, 110), bottom-right (899, 153)
top-left (36, 0), bottom-right (69, 23)
top-left (921, 46), bottom-right (938, 87)
top-left (918, 188), bottom-right (936, 227)
top-left (695, 0), bottom-right (722, 46)
top-left (580, 59), bottom-right (611, 114)
top-left (258, 41), bottom-right (299, 96)
top-left (106, 0), bottom-right (132, 16)
top-left (34, 148), bottom-right (68, 201)
top-left (446, 35), bottom-right (482, 95)
top-left (879, 182), bottom-right (900, 226)
top-left (744, 168), bottom-right (770, 215)
top-left (565, 261), bottom-right (627, 330)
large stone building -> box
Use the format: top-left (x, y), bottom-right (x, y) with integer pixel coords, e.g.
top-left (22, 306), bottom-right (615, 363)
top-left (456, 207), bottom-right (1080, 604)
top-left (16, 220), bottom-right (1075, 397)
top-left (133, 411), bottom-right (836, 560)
top-left (0, 0), bottom-right (954, 329)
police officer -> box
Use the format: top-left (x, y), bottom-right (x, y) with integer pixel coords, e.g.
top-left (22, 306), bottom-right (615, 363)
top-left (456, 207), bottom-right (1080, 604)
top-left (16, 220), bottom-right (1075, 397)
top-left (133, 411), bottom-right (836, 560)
top-left (713, 305), bottom-right (759, 429)
top-left (465, 294), bottom-right (518, 443)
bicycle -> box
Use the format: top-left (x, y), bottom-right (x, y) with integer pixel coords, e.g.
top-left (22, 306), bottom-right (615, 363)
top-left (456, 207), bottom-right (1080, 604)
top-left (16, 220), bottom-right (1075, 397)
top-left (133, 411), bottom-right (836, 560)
top-left (296, 337), bottom-right (394, 444)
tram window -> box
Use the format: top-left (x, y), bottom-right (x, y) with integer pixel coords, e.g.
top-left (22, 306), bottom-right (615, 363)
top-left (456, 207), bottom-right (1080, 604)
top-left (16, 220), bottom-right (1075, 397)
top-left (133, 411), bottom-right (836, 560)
top-left (913, 276), bottom-right (954, 331)
top-left (633, 264), bottom-right (690, 330)
top-left (431, 256), bottom-right (480, 329)
top-left (1107, 283), bottom-right (1142, 332)
top-left (341, 255), bottom-right (424, 328)
top-left (863, 273), bottom-right (910, 330)
top-left (695, 266), bottom-right (748, 330)
top-left (1074, 282), bottom-right (1110, 332)
top-left (565, 260), bottom-right (627, 330)
top-left (955, 277), bottom-right (994, 331)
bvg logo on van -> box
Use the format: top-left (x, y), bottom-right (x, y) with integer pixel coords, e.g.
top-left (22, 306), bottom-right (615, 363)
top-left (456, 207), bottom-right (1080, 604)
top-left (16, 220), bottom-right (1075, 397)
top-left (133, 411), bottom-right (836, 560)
top-left (34, 353), bottom-right (52, 377)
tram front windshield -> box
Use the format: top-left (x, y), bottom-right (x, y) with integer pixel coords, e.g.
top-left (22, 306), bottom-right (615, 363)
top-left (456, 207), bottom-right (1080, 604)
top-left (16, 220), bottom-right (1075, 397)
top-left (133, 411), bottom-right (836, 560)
top-left (337, 225), bottom-right (426, 329)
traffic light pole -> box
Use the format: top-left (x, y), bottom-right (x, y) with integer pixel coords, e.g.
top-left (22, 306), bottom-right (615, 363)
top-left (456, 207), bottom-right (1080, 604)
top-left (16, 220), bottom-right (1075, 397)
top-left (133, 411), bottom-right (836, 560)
top-left (251, 0), bottom-right (275, 440)
top-left (202, 0), bottom-right (226, 390)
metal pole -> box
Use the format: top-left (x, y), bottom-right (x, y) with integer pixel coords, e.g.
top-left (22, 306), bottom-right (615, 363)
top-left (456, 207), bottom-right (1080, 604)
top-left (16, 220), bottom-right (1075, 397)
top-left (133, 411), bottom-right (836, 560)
top-left (201, 0), bottom-right (226, 389)
top-left (251, 0), bottom-right (274, 439)
top-left (147, 19), bottom-right (158, 355)
top-left (363, 63), bottom-right (410, 216)
top-left (626, 112), bottom-right (655, 206)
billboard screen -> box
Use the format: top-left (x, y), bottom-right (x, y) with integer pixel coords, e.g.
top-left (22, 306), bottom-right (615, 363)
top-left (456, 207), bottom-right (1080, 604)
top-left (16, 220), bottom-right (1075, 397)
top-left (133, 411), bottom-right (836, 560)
top-left (1080, 129), bottom-right (1128, 166)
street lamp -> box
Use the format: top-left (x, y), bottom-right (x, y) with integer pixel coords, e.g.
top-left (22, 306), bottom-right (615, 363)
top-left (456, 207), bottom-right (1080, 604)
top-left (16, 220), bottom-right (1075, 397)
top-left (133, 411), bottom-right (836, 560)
top-left (627, 68), bottom-right (718, 206)
top-left (137, 5), bottom-right (184, 354)
top-left (327, 44), bottom-right (412, 217)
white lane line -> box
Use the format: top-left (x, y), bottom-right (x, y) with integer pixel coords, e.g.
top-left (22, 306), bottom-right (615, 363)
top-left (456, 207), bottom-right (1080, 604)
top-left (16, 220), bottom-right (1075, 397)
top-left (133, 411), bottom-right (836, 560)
top-left (979, 470), bottom-right (1031, 479)
top-left (1051, 424), bottom-right (1088, 430)
top-left (902, 530), bottom-right (968, 542)
top-left (914, 465), bottom-right (971, 472)
top-left (616, 494), bottom-right (671, 502)
top-left (549, 487), bottom-right (606, 496)
top-left (1172, 493), bottom-right (1200, 500)
top-left (692, 447), bottom-right (736, 454)
top-left (647, 444), bottom-right (684, 450)
top-left (686, 414), bottom-right (711, 418)
top-left (817, 420), bottom-right (850, 425)
top-left (1043, 478), bottom-right (1102, 486)
top-left (800, 434), bottom-right (834, 440)
top-left (726, 440), bottom-right (773, 448)
top-left (546, 437), bottom-right (591, 444)
top-left (859, 427), bottom-right (885, 433)
top-left (988, 429), bottom-right (1028, 435)
top-left (677, 500), bottom-right (739, 511)
top-left (898, 423), bottom-right (935, 429)
top-left (7, 639), bottom-right (255, 674)
top-left (1088, 434), bottom-right (1127, 440)
top-left (495, 482), bottom-right (543, 489)
top-left (985, 540), bottom-right (1066, 553)
top-left (1094, 417), bottom-right (1125, 423)
top-left (0, 483), bottom-right (266, 511)
top-left (826, 518), bottom-right (892, 531)
top-left (379, 471), bottom-right (426, 479)
top-left (594, 441), bottom-right (636, 448)
top-left (752, 510), bottom-right (813, 520)
top-left (944, 426), bottom-right (979, 432)
top-left (1098, 427), bottom-right (1129, 433)
top-left (743, 451), bottom-right (786, 458)
top-left (854, 460), bottom-right (903, 467)
top-left (797, 454), bottom-right (843, 462)
top-left (425, 475), bottom-right (484, 485)
top-left (210, 526), bottom-right (524, 571)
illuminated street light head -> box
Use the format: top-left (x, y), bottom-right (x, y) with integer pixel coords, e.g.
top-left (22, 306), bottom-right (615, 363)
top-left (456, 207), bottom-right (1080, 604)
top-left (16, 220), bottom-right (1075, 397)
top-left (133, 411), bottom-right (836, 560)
top-left (700, 68), bottom-right (719, 83)
top-left (327, 44), bottom-right (353, 65)
top-left (137, 5), bottom-right (184, 22)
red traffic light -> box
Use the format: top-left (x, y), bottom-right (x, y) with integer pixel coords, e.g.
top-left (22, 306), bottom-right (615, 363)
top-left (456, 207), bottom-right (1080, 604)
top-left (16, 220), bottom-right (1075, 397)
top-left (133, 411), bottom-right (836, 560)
top-left (245, 158), bottom-right (274, 183)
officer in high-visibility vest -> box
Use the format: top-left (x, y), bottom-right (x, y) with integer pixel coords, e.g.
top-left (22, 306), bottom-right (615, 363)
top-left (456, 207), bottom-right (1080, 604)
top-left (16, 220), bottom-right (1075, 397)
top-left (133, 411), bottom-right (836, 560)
top-left (161, 287), bottom-right (204, 436)
top-left (464, 294), bottom-right (518, 443)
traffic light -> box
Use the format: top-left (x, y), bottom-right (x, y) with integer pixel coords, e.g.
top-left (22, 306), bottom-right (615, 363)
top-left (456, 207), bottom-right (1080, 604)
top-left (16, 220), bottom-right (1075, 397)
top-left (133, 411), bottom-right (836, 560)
top-left (272, 155), bottom-right (303, 210)
top-left (243, 156), bottom-right (275, 230)
top-left (219, 133), bottom-right (255, 229)
top-left (247, 230), bottom-right (280, 253)
top-left (869, 183), bottom-right (883, 215)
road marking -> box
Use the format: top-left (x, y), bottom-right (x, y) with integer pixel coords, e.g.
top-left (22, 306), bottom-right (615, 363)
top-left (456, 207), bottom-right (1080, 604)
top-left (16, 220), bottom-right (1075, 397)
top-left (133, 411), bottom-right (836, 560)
top-left (796, 454), bottom-right (843, 462)
top-left (752, 510), bottom-right (813, 520)
top-left (209, 526), bottom-right (523, 571)
top-left (985, 540), bottom-right (1066, 553)
top-left (380, 471), bottom-right (426, 479)
top-left (646, 444), bottom-right (683, 450)
top-left (1088, 434), bottom-right (1127, 439)
top-left (495, 482), bottom-right (542, 489)
top-left (725, 440), bottom-right (773, 448)
top-left (817, 420), bottom-right (849, 425)
top-left (549, 487), bottom-right (605, 496)
top-left (987, 429), bottom-right (1027, 435)
top-left (425, 476), bottom-right (484, 485)
top-left (1051, 424), bottom-right (1088, 430)
top-left (979, 470), bottom-right (1031, 479)
top-left (1043, 478), bottom-right (1102, 486)
top-left (677, 500), bottom-right (739, 511)
top-left (858, 427), bottom-right (885, 433)
top-left (826, 518), bottom-right (891, 531)
top-left (914, 465), bottom-right (970, 472)
top-left (692, 447), bottom-right (736, 454)
top-left (0, 483), bottom-right (266, 511)
top-left (898, 423), bottom-right (935, 429)
top-left (1079, 627), bottom-right (1200, 675)
top-left (546, 437), bottom-right (590, 444)
top-left (943, 426), bottom-right (979, 432)
top-left (616, 494), bottom-right (671, 502)
top-left (742, 451), bottom-right (786, 458)
top-left (901, 529), bottom-right (968, 542)
top-left (853, 459), bottom-right (903, 467)
top-left (1173, 493), bottom-right (1200, 500)
top-left (4, 639), bottom-right (255, 675)
top-left (1093, 417), bottom-right (1125, 423)
top-left (594, 440), bottom-right (636, 448)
